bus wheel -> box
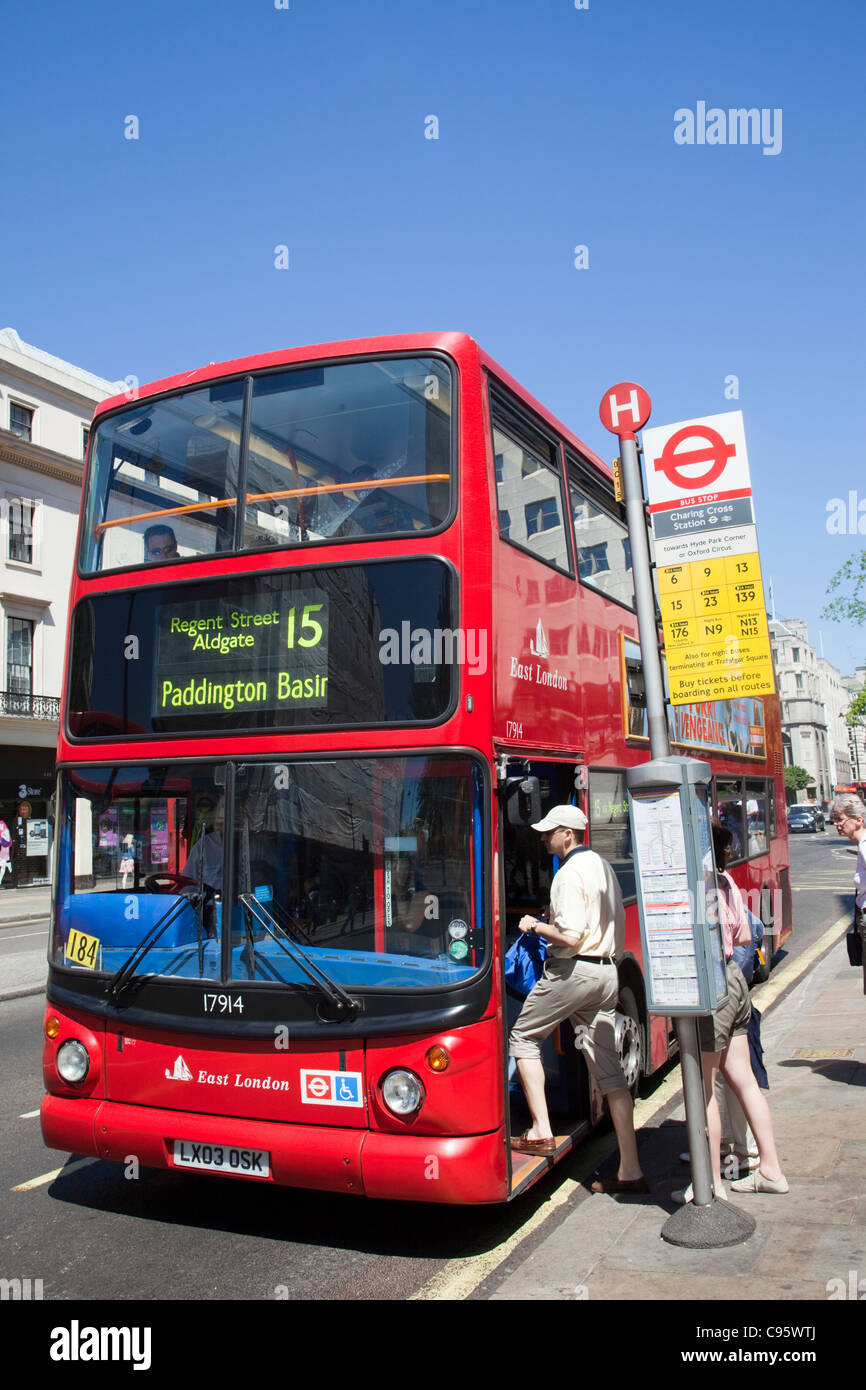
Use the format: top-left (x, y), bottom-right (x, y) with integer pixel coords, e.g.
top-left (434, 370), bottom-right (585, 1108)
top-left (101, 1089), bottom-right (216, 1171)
top-left (615, 985), bottom-right (644, 1097)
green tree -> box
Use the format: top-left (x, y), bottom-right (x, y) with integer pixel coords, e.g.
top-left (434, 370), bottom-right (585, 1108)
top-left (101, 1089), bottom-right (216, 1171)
top-left (847, 687), bottom-right (866, 726)
top-left (823, 551), bottom-right (866, 626)
top-left (784, 765), bottom-right (812, 795)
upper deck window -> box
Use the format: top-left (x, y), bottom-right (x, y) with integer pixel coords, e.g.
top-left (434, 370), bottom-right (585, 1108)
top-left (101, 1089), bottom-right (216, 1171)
top-left (80, 382), bottom-right (243, 572)
top-left (79, 356), bottom-right (453, 574)
top-left (567, 459), bottom-right (635, 611)
top-left (243, 358), bottom-right (451, 550)
top-left (490, 395), bottom-right (570, 575)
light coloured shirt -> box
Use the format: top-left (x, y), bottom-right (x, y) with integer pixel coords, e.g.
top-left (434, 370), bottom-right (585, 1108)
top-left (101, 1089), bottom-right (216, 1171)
top-left (548, 847), bottom-right (625, 960)
top-left (718, 870), bottom-right (747, 959)
top-left (855, 838), bottom-right (866, 911)
top-left (183, 830), bottom-right (223, 891)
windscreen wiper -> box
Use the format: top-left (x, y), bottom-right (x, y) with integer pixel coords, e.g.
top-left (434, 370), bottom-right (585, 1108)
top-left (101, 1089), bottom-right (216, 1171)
top-left (239, 894), bottom-right (360, 1022)
top-left (106, 892), bottom-right (207, 1001)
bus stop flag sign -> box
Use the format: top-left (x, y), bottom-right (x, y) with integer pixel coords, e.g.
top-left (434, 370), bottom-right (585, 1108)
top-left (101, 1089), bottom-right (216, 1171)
top-left (641, 411), bottom-right (775, 706)
top-left (599, 383), bottom-right (652, 441)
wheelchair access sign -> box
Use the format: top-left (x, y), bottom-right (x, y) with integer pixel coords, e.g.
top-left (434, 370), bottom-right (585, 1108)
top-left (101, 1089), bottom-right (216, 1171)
top-left (300, 1069), bottom-right (364, 1107)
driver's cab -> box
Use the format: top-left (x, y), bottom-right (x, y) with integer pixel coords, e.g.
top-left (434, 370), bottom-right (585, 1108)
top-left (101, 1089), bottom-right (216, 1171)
top-left (52, 768), bottom-right (228, 980)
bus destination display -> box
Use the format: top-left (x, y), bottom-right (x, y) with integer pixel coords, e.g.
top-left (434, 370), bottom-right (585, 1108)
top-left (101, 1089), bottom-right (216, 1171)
top-left (154, 592), bottom-right (329, 718)
top-left (68, 559), bottom-right (453, 737)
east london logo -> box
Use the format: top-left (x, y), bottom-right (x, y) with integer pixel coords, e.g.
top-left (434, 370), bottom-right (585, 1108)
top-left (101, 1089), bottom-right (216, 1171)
top-left (529, 620), bottom-right (550, 659)
top-left (511, 620), bottom-right (567, 691)
top-left (164, 1055), bottom-right (289, 1092)
top-left (674, 102), bottom-right (782, 156)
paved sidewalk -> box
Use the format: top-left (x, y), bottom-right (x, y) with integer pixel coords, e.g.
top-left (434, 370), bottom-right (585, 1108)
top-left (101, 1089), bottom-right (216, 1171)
top-left (0, 884), bottom-right (51, 1001)
top-left (0, 883), bottom-right (51, 925)
top-left (481, 925), bottom-right (865, 1301)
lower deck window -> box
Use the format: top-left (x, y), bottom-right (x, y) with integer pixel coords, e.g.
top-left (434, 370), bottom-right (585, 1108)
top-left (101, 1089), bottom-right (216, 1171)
top-left (53, 756), bottom-right (486, 992)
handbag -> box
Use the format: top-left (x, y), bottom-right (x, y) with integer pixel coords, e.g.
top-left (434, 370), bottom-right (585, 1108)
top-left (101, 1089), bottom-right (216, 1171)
top-left (504, 930), bottom-right (547, 997)
top-left (847, 906), bottom-right (863, 968)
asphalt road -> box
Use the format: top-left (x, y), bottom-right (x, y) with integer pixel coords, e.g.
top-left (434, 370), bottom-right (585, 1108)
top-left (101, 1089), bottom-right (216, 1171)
top-left (0, 830), bottom-right (857, 1302)
top-left (0, 925), bottom-right (48, 961)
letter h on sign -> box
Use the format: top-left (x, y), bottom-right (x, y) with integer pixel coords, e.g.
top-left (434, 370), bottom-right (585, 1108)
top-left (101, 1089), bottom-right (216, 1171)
top-left (607, 389), bottom-right (640, 429)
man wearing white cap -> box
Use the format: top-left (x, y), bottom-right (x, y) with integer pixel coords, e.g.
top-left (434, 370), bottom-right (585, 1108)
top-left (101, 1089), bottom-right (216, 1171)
top-left (509, 805), bottom-right (648, 1193)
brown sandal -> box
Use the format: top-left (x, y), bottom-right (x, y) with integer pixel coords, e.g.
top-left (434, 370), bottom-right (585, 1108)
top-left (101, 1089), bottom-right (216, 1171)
top-left (510, 1131), bottom-right (556, 1155)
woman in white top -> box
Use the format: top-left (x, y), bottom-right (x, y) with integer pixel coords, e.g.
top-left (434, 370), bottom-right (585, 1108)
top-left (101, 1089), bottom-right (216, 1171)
top-left (831, 792), bottom-right (866, 994)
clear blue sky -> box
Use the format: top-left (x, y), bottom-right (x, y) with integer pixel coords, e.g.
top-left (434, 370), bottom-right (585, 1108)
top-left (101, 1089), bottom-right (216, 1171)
top-left (3, 0), bottom-right (864, 675)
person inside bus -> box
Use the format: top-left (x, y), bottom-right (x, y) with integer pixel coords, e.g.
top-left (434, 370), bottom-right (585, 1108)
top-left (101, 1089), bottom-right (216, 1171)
top-left (335, 465), bottom-right (413, 535)
top-left (143, 523), bottom-right (179, 561)
top-left (507, 806), bottom-right (648, 1194)
top-left (673, 821), bottom-right (788, 1202)
top-left (182, 805), bottom-right (224, 892)
top-left (331, 414), bottom-right (415, 536)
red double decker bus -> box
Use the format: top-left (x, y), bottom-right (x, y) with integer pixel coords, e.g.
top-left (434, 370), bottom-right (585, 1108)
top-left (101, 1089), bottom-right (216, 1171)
top-left (41, 332), bottom-right (791, 1203)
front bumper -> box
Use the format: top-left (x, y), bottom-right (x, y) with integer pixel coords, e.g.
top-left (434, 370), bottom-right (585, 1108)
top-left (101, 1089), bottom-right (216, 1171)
top-left (41, 1094), bottom-right (508, 1204)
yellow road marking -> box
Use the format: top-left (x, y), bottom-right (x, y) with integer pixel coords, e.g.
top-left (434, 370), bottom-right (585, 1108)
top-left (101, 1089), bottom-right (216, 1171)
top-left (413, 911), bottom-right (852, 1302)
top-left (12, 1157), bottom-right (97, 1192)
top-left (751, 912), bottom-right (850, 1010)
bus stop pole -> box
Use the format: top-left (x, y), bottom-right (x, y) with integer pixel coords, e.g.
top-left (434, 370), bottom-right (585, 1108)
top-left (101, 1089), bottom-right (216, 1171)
top-left (618, 433), bottom-right (716, 1212)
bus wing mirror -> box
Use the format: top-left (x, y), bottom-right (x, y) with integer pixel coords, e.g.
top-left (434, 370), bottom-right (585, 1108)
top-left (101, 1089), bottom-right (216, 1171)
top-left (505, 776), bottom-right (541, 826)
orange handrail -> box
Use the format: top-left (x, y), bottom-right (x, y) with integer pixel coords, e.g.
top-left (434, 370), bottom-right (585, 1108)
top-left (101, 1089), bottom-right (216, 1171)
top-left (93, 474), bottom-right (450, 534)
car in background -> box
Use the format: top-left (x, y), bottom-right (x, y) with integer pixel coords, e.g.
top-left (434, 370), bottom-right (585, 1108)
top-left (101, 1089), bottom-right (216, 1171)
top-left (788, 805), bottom-right (819, 833)
top-left (808, 804), bottom-right (826, 829)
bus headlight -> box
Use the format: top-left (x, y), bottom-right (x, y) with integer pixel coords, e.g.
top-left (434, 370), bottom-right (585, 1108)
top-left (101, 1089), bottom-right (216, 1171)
top-left (381, 1068), bottom-right (424, 1117)
top-left (56, 1039), bottom-right (90, 1084)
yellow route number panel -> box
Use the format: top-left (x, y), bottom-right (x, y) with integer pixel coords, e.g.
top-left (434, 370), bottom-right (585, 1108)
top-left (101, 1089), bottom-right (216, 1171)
top-left (64, 928), bottom-right (102, 971)
top-left (658, 554), bottom-right (775, 704)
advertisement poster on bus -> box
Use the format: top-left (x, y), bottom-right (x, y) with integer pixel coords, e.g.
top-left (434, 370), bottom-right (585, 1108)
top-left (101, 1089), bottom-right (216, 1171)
top-left (621, 637), bottom-right (766, 759)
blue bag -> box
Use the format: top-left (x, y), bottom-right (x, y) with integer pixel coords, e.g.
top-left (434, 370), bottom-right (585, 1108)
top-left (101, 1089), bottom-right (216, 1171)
top-left (732, 907), bottom-right (764, 986)
top-left (504, 930), bottom-right (547, 997)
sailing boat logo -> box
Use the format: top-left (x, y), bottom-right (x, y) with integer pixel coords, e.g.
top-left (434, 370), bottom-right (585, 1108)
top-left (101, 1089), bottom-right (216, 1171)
top-left (165, 1055), bottom-right (193, 1082)
top-left (529, 619), bottom-right (550, 659)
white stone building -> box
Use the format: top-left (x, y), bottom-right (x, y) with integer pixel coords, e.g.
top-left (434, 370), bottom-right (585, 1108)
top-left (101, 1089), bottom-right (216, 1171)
top-left (844, 665), bottom-right (866, 788)
top-left (0, 328), bottom-right (122, 887)
top-left (769, 618), bottom-right (835, 799)
top-left (817, 655), bottom-right (853, 789)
